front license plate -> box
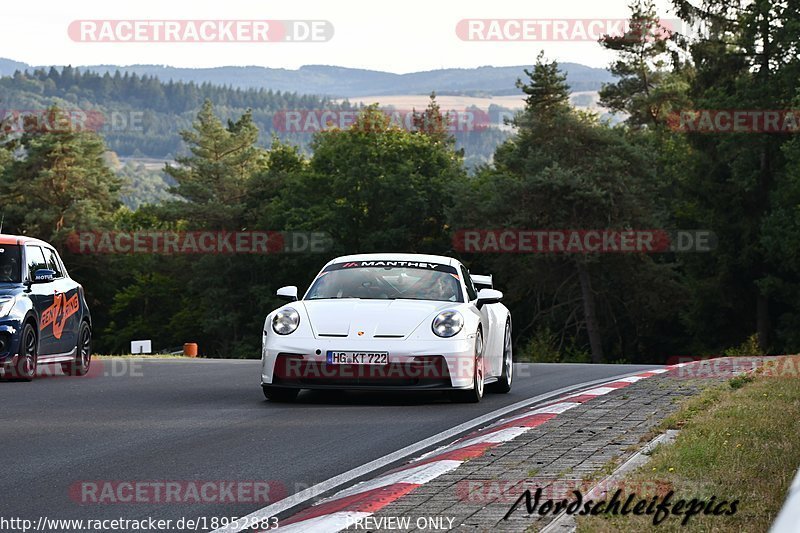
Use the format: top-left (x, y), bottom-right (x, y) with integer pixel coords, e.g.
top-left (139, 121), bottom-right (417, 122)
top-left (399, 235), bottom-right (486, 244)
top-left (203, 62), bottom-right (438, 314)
top-left (327, 351), bottom-right (389, 365)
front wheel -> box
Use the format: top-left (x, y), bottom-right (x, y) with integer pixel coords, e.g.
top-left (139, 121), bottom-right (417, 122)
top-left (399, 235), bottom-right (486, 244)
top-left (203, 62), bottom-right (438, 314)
top-left (62, 322), bottom-right (92, 376)
top-left (487, 320), bottom-right (512, 394)
top-left (262, 386), bottom-right (300, 402)
top-left (9, 324), bottom-right (37, 381)
top-left (450, 329), bottom-right (484, 403)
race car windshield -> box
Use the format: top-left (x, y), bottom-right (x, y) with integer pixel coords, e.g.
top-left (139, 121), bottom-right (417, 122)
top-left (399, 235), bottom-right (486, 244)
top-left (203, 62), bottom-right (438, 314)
top-left (0, 245), bottom-right (21, 284)
top-left (305, 266), bottom-right (463, 302)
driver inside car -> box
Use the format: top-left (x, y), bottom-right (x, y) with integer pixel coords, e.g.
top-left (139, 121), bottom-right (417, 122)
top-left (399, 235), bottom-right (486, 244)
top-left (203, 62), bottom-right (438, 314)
top-left (409, 271), bottom-right (459, 301)
top-left (0, 258), bottom-right (16, 283)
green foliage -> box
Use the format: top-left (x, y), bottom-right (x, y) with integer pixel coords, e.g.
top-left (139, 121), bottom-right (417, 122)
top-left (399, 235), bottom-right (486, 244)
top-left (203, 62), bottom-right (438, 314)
top-left (0, 106), bottom-right (121, 240)
top-left (728, 373), bottom-right (755, 389)
top-left (94, 102), bottom-right (465, 355)
top-left (723, 334), bottom-right (763, 358)
top-left (599, 0), bottom-right (691, 129)
top-left (515, 326), bottom-right (591, 363)
top-left (4, 0), bottom-right (800, 360)
top-left (0, 67), bottom-right (511, 173)
top-left (263, 104), bottom-right (465, 255)
top-left (116, 162), bottom-right (176, 209)
top-left (450, 54), bottom-right (681, 364)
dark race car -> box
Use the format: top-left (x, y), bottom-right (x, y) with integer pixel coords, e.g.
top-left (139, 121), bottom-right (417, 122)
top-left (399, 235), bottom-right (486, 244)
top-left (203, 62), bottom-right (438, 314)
top-left (0, 235), bottom-right (92, 381)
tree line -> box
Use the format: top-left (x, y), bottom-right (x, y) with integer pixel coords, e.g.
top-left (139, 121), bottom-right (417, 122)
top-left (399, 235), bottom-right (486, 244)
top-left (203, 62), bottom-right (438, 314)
top-left (0, 65), bottom-right (510, 169)
top-left (1, 0), bottom-right (797, 362)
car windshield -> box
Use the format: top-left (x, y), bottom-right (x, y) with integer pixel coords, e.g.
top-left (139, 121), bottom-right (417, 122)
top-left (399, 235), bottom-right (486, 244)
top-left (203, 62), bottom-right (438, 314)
top-left (0, 245), bottom-right (21, 283)
top-left (305, 265), bottom-right (463, 302)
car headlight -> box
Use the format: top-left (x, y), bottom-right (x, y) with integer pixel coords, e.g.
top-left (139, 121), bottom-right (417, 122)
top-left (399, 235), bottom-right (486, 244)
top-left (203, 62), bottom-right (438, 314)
top-left (432, 310), bottom-right (464, 338)
top-left (0, 296), bottom-right (15, 317)
top-left (272, 307), bottom-right (300, 335)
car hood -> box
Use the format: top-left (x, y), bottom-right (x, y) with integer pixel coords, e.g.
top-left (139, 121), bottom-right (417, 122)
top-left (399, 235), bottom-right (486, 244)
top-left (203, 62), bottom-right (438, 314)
top-left (301, 299), bottom-right (457, 338)
top-left (0, 285), bottom-right (23, 298)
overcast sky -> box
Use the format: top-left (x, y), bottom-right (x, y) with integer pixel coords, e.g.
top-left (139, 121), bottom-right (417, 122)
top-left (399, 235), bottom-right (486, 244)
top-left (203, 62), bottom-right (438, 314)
top-left (3, 0), bottom-right (677, 73)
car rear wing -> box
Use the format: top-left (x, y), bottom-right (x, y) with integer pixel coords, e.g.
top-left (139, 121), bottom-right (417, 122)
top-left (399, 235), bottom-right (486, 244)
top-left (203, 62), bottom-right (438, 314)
top-left (471, 274), bottom-right (493, 289)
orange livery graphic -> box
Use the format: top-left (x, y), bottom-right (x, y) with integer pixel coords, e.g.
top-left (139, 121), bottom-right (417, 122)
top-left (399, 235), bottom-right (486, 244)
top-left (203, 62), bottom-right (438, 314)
top-left (40, 291), bottom-right (80, 339)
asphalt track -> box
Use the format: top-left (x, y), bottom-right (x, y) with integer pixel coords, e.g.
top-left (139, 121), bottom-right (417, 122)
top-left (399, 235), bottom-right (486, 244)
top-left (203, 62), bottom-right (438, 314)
top-left (0, 359), bottom-right (661, 531)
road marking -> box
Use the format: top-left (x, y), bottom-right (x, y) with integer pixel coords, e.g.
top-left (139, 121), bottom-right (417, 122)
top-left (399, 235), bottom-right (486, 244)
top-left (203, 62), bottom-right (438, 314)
top-left (332, 460), bottom-right (462, 500)
top-left (212, 367), bottom-right (664, 533)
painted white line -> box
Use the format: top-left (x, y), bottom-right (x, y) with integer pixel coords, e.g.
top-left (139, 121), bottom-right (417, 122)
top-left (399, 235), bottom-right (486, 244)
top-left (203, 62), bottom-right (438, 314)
top-left (771, 467), bottom-right (800, 533)
top-left (446, 427), bottom-right (530, 452)
top-left (212, 367), bottom-right (665, 533)
top-left (332, 460), bottom-right (462, 500)
top-left (616, 376), bottom-right (645, 383)
top-left (274, 511), bottom-right (371, 533)
top-left (532, 401), bottom-right (581, 414)
top-left (570, 386), bottom-right (618, 396)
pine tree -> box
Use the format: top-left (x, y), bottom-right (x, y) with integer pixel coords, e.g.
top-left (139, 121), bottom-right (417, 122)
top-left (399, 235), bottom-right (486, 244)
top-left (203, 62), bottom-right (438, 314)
top-left (599, 0), bottom-right (690, 129)
top-left (163, 100), bottom-right (267, 229)
top-left (0, 106), bottom-right (121, 240)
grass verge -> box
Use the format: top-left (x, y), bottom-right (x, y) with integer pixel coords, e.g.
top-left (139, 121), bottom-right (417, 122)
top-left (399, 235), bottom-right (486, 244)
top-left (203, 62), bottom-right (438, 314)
top-left (577, 356), bottom-right (800, 532)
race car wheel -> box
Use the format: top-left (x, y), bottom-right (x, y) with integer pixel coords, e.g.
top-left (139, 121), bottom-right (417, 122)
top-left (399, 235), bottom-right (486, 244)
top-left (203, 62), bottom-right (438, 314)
top-left (62, 322), bottom-right (92, 376)
top-left (9, 324), bottom-right (37, 381)
top-left (487, 320), bottom-right (513, 394)
top-left (451, 328), bottom-right (484, 403)
top-left (262, 385), bottom-right (300, 402)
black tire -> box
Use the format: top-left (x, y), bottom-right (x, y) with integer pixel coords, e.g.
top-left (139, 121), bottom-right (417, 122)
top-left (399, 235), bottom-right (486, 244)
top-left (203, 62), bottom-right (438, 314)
top-left (262, 386), bottom-right (300, 402)
top-left (450, 329), bottom-right (484, 403)
top-left (62, 322), bottom-right (92, 376)
top-left (487, 320), bottom-right (513, 394)
top-left (9, 323), bottom-right (37, 381)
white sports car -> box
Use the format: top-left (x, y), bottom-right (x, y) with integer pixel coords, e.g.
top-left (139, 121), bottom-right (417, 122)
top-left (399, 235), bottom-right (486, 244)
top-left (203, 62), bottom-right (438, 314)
top-left (260, 254), bottom-right (512, 402)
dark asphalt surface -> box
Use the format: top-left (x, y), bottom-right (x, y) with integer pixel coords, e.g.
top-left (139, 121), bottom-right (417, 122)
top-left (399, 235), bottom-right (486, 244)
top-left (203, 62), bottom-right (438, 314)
top-left (0, 359), bottom-right (660, 531)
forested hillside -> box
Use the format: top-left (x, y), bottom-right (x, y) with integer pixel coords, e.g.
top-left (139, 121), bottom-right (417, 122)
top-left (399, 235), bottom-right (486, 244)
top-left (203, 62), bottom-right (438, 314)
top-left (0, 67), bottom-right (511, 174)
top-left (1, 0), bottom-right (795, 363)
top-left (0, 59), bottom-right (615, 96)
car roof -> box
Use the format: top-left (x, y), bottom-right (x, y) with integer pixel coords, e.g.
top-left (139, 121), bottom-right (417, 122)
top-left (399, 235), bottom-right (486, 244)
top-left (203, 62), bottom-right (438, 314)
top-left (325, 253), bottom-right (460, 268)
top-left (0, 234), bottom-right (53, 247)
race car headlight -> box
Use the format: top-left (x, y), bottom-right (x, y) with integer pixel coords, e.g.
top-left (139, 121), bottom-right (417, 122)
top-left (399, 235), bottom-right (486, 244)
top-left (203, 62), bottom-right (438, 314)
top-left (0, 296), bottom-right (15, 317)
top-left (272, 307), bottom-right (300, 335)
top-left (432, 310), bottom-right (464, 338)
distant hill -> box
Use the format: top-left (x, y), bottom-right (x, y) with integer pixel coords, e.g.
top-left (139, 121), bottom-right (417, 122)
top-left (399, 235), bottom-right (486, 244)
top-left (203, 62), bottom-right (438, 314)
top-left (0, 59), bottom-right (614, 97)
top-left (0, 59), bottom-right (614, 205)
top-left (0, 58), bottom-right (28, 75)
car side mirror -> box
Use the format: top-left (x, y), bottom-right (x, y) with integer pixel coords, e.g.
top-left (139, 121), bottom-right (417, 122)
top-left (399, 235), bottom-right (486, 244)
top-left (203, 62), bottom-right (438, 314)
top-left (32, 269), bottom-right (56, 284)
top-left (276, 285), bottom-right (298, 301)
top-left (476, 288), bottom-right (503, 308)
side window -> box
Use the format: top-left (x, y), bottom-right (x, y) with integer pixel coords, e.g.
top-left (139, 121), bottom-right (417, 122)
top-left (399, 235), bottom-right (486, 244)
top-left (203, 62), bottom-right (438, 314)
top-left (42, 248), bottom-right (64, 278)
top-left (54, 249), bottom-right (69, 278)
top-left (460, 266), bottom-right (478, 301)
top-left (25, 246), bottom-right (48, 281)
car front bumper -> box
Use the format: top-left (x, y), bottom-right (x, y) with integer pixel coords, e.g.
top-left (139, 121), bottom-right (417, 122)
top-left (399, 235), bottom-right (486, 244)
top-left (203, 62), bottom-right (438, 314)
top-left (0, 321), bottom-right (21, 368)
top-left (261, 336), bottom-right (477, 390)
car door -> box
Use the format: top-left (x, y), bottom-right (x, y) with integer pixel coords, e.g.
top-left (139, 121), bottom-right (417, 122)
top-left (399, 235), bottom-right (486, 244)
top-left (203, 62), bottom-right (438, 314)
top-left (42, 246), bottom-right (79, 354)
top-left (24, 245), bottom-right (57, 355)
